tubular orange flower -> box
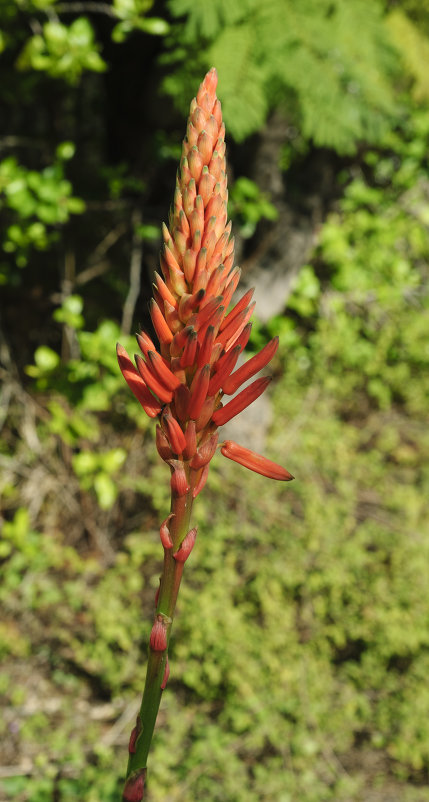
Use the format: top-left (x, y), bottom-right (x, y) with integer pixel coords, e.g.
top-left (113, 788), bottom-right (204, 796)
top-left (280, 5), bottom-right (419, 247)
top-left (119, 68), bottom-right (294, 799)
top-left (212, 376), bottom-right (272, 426)
top-left (221, 440), bottom-right (294, 481)
top-left (222, 337), bottom-right (279, 395)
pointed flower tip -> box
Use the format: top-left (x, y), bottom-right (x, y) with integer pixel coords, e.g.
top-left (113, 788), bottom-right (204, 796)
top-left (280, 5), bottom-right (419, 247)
top-left (201, 67), bottom-right (218, 95)
top-left (221, 440), bottom-right (294, 482)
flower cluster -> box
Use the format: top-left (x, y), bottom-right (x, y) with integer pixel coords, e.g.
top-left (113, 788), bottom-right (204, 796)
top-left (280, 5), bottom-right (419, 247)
top-left (117, 68), bottom-right (293, 493)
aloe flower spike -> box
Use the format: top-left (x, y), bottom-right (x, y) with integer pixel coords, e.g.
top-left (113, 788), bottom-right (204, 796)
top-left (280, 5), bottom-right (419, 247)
top-left (119, 68), bottom-right (293, 800)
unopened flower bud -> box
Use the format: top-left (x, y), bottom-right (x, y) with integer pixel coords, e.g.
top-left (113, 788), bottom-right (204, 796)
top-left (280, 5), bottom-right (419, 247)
top-left (183, 420), bottom-right (197, 459)
top-left (159, 514), bottom-right (174, 549)
top-left (169, 461), bottom-right (190, 496)
top-left (161, 657), bottom-right (170, 690)
top-left (150, 615), bottom-right (169, 652)
top-left (212, 377), bottom-right (271, 427)
top-left (173, 527), bottom-right (197, 563)
top-left (156, 425), bottom-right (174, 462)
top-left (122, 768), bottom-right (146, 802)
top-left (128, 715), bottom-right (142, 754)
top-left (192, 464), bottom-right (209, 498)
top-left (190, 432), bottom-right (218, 469)
top-left (221, 440), bottom-right (294, 481)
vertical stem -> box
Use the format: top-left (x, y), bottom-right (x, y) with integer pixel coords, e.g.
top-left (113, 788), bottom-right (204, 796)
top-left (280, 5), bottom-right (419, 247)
top-left (124, 473), bottom-right (195, 788)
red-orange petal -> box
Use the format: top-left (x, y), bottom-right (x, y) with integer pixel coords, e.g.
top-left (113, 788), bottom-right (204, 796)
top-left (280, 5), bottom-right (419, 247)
top-left (162, 408), bottom-right (187, 455)
top-left (148, 350), bottom-right (181, 391)
top-left (180, 329), bottom-right (198, 369)
top-left (197, 325), bottom-right (215, 368)
top-left (219, 287), bottom-right (254, 332)
top-left (188, 365), bottom-right (210, 420)
top-left (207, 345), bottom-right (241, 396)
top-left (136, 330), bottom-right (157, 357)
top-left (183, 420), bottom-right (197, 459)
top-left (222, 337), bottom-right (279, 396)
top-left (212, 376), bottom-right (271, 426)
top-left (116, 343), bottom-right (162, 418)
top-left (150, 299), bottom-right (173, 345)
top-left (221, 440), bottom-right (294, 481)
top-left (135, 354), bottom-right (173, 404)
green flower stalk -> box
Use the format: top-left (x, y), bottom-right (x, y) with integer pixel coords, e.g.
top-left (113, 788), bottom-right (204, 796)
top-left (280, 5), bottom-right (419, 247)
top-left (118, 68), bottom-right (294, 801)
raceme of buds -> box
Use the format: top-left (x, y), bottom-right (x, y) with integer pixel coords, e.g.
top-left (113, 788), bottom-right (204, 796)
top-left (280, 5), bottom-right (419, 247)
top-left (117, 67), bottom-right (293, 485)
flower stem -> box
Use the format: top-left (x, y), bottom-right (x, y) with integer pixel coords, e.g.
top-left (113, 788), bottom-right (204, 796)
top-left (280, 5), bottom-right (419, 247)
top-left (124, 470), bottom-right (195, 792)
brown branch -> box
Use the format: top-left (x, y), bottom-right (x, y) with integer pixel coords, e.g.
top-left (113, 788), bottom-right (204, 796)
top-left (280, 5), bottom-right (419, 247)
top-left (121, 209), bottom-right (142, 335)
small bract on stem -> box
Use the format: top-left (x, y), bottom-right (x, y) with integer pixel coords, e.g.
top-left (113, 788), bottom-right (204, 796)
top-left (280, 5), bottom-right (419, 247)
top-left (118, 68), bottom-right (294, 801)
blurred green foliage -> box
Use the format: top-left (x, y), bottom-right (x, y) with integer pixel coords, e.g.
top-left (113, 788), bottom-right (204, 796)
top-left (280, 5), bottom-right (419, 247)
top-left (1, 1), bottom-right (429, 800)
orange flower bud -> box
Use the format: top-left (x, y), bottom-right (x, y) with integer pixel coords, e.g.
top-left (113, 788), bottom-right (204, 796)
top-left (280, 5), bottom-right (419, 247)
top-left (195, 295), bottom-right (223, 331)
top-left (183, 248), bottom-right (197, 283)
top-left (197, 325), bottom-right (215, 368)
top-left (188, 365), bottom-right (210, 420)
top-left (150, 299), bottom-right (173, 345)
top-left (208, 152), bottom-right (223, 180)
top-left (188, 147), bottom-right (204, 182)
top-left (174, 383), bottom-right (192, 422)
top-left (154, 271), bottom-right (177, 309)
top-left (212, 377), bottom-right (271, 426)
top-left (183, 177), bottom-right (197, 215)
top-left (219, 288), bottom-right (254, 332)
top-left (135, 354), bottom-right (173, 404)
top-left (222, 337), bottom-right (279, 396)
top-left (136, 330), bottom-right (157, 357)
top-left (221, 440), bottom-right (294, 481)
top-left (204, 192), bottom-right (223, 222)
top-left (195, 395), bottom-right (215, 431)
top-left (162, 408), bottom-right (187, 455)
top-left (183, 419), bottom-right (197, 459)
top-left (148, 351), bottom-right (181, 391)
top-left (208, 345), bottom-right (241, 396)
top-left (197, 130), bottom-right (213, 165)
top-left (170, 324), bottom-right (193, 357)
top-left (224, 302), bottom-right (256, 351)
top-left (179, 328), bottom-right (198, 369)
top-left (199, 168), bottom-right (216, 206)
top-left (116, 344), bottom-right (162, 418)
top-left (204, 113), bottom-right (218, 141)
top-left (193, 266), bottom-right (208, 293)
top-left (178, 209), bottom-right (190, 239)
top-left (195, 245), bottom-right (207, 274)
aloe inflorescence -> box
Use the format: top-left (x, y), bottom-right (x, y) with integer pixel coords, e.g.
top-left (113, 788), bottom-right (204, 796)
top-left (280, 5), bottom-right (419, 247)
top-left (118, 68), bottom-right (293, 801)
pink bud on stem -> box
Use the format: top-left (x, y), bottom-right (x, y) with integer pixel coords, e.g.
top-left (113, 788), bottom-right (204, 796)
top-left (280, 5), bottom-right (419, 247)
top-left (173, 527), bottom-right (197, 563)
